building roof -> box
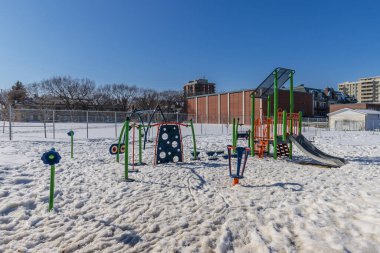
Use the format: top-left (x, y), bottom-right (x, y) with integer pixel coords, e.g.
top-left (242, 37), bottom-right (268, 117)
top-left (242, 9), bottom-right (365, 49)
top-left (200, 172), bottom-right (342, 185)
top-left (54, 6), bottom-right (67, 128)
top-left (328, 108), bottom-right (380, 117)
top-left (294, 84), bottom-right (324, 93)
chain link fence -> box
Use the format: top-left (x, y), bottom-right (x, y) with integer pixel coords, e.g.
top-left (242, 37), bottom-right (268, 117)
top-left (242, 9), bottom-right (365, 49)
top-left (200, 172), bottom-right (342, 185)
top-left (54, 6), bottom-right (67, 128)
top-left (0, 107), bottom-right (200, 140)
top-left (5, 107), bottom-right (377, 141)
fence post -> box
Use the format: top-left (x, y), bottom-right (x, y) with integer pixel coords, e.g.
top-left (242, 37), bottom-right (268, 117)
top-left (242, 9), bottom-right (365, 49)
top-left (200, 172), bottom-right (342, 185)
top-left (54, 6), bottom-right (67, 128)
top-left (176, 111), bottom-right (179, 122)
top-left (86, 111), bottom-right (89, 139)
top-left (9, 105), bottom-right (12, 140)
top-left (114, 111), bottom-right (117, 139)
top-left (53, 110), bottom-right (55, 139)
top-left (44, 110), bottom-right (47, 138)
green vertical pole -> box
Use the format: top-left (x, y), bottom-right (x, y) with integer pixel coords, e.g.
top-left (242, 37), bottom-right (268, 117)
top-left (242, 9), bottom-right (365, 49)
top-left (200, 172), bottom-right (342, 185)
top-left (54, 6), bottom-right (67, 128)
top-left (248, 132), bottom-right (251, 148)
top-left (190, 119), bottom-right (197, 160)
top-left (282, 110), bottom-right (287, 142)
top-left (232, 118), bottom-right (236, 146)
top-left (49, 165), bottom-right (55, 211)
top-left (273, 69), bottom-right (278, 160)
top-left (138, 125), bottom-right (142, 164)
top-left (289, 71), bottom-right (294, 159)
top-left (235, 118), bottom-right (239, 147)
top-left (299, 111), bottom-right (303, 135)
top-left (116, 123), bottom-right (126, 163)
top-left (70, 134), bottom-right (74, 159)
top-left (266, 95), bottom-right (271, 153)
top-left (250, 94), bottom-right (255, 156)
top-left (125, 118), bottom-right (130, 180)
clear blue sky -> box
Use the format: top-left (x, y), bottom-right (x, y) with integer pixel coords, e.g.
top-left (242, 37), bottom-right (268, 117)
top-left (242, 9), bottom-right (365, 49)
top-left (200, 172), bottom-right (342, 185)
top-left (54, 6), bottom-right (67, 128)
top-left (0, 0), bottom-right (379, 91)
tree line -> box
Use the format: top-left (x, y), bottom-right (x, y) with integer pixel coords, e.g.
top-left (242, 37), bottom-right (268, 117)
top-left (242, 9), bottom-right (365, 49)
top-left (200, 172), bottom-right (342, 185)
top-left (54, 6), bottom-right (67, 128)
top-left (0, 76), bottom-right (184, 112)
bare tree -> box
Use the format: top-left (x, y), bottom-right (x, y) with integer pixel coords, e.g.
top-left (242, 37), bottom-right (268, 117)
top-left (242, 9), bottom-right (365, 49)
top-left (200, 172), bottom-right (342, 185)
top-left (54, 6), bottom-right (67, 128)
top-left (26, 82), bottom-right (43, 99)
top-left (40, 76), bottom-right (96, 110)
top-left (3, 76), bottom-right (186, 113)
top-left (72, 78), bottom-right (96, 109)
top-left (159, 90), bottom-right (184, 112)
top-left (134, 89), bottom-right (159, 110)
top-left (92, 85), bottom-right (112, 110)
top-left (109, 84), bottom-right (138, 111)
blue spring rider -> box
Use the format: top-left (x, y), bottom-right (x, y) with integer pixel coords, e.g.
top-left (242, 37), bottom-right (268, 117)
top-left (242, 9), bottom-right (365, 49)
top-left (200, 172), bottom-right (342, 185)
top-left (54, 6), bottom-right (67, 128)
top-left (227, 145), bottom-right (250, 186)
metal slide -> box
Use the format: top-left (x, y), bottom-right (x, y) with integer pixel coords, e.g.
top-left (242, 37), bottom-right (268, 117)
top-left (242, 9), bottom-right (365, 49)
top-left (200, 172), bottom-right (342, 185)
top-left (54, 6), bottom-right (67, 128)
top-left (289, 134), bottom-right (346, 167)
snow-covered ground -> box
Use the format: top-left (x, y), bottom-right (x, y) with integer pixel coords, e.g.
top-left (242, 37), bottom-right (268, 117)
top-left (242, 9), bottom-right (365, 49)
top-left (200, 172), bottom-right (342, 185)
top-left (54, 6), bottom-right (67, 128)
top-left (1, 124), bottom-right (380, 252)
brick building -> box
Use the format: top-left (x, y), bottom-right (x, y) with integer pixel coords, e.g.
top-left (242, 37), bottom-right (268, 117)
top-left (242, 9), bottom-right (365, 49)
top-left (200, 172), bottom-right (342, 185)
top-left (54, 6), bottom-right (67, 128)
top-left (185, 89), bottom-right (313, 124)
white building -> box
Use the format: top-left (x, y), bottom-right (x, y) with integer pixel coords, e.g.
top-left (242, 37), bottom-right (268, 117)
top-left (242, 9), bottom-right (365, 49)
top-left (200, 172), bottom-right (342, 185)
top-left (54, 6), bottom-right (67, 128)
top-left (328, 108), bottom-right (380, 131)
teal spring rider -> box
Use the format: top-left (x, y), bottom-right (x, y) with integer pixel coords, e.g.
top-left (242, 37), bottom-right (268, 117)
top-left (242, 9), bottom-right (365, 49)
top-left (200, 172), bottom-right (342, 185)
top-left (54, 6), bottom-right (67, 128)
top-left (227, 145), bottom-right (250, 186)
top-left (41, 148), bottom-right (61, 211)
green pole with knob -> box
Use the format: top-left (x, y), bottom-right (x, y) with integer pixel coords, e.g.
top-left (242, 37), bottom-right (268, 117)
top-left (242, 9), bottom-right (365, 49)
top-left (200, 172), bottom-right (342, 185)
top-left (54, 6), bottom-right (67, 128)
top-left (67, 130), bottom-right (74, 159)
top-left (41, 148), bottom-right (61, 212)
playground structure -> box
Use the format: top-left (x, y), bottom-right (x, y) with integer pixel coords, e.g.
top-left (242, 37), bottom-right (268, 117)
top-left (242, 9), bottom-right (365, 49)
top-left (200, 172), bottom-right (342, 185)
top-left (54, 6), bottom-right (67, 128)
top-left (111, 109), bottom-right (198, 169)
top-left (249, 67), bottom-right (345, 167)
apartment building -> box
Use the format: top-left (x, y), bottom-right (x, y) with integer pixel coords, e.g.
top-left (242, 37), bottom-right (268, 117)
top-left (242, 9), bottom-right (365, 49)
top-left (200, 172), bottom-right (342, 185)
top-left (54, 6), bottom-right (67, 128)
top-left (184, 79), bottom-right (215, 97)
top-left (338, 77), bottom-right (380, 103)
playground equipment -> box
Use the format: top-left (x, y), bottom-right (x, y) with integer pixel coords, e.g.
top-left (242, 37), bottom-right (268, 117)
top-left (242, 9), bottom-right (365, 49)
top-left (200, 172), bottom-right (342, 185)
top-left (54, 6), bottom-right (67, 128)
top-left (111, 118), bottom-right (145, 174)
top-left (128, 105), bottom-right (167, 150)
top-left (205, 150), bottom-right (224, 160)
top-left (41, 148), bottom-right (61, 211)
top-left (250, 67), bottom-right (345, 167)
top-left (231, 118), bottom-right (251, 150)
top-left (251, 68), bottom-right (297, 159)
top-left (190, 151), bottom-right (200, 160)
top-left (67, 130), bottom-right (74, 158)
top-left (152, 119), bottom-right (197, 165)
top-left (289, 134), bottom-right (346, 167)
top-left (111, 115), bottom-right (197, 166)
top-left (227, 145), bottom-right (250, 186)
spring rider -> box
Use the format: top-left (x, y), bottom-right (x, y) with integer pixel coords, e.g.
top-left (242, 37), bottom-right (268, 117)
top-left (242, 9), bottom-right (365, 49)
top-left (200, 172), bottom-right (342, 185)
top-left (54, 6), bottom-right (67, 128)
top-left (227, 145), bottom-right (250, 186)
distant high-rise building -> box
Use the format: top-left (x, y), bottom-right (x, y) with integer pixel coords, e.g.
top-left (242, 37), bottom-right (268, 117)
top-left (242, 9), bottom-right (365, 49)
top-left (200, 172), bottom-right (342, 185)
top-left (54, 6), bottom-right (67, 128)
top-left (338, 77), bottom-right (380, 103)
top-left (184, 79), bottom-right (215, 97)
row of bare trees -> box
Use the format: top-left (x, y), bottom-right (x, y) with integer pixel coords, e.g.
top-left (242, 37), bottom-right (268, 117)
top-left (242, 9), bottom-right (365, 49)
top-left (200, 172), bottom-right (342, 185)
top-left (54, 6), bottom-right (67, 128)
top-left (1, 76), bottom-right (184, 112)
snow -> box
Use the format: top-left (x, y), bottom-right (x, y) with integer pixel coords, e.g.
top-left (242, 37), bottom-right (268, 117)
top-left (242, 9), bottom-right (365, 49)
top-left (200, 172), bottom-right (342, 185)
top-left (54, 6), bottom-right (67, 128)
top-left (1, 124), bottom-right (380, 252)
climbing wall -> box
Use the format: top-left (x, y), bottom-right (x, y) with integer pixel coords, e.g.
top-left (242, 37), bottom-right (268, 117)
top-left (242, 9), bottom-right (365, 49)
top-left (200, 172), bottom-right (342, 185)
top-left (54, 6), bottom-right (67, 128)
top-left (155, 124), bottom-right (183, 164)
top-left (276, 144), bottom-right (290, 157)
